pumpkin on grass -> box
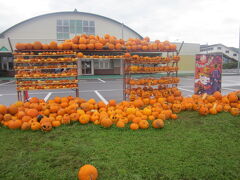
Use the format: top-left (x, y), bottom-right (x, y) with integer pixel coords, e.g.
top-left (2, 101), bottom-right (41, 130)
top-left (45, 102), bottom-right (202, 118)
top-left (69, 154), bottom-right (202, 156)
top-left (41, 121), bottom-right (52, 132)
top-left (78, 164), bottom-right (98, 180)
top-left (116, 121), bottom-right (125, 128)
top-left (8, 119), bottom-right (22, 129)
top-left (130, 123), bottom-right (139, 130)
top-left (152, 119), bottom-right (164, 129)
top-left (101, 118), bottom-right (112, 128)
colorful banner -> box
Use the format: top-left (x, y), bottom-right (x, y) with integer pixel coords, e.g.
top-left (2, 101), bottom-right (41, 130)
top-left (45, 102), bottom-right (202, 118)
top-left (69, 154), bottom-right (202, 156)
top-left (194, 53), bottom-right (223, 95)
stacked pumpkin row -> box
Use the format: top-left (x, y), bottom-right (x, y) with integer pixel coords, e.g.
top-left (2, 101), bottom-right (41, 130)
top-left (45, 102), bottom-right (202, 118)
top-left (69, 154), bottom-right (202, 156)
top-left (14, 57), bottom-right (77, 63)
top-left (15, 34), bottom-right (177, 52)
top-left (0, 90), bottom-right (239, 132)
top-left (14, 64), bottom-right (77, 70)
top-left (126, 65), bottom-right (178, 73)
top-left (15, 69), bottom-right (77, 78)
top-left (126, 77), bottom-right (180, 86)
top-left (13, 51), bottom-right (76, 56)
top-left (16, 79), bottom-right (78, 85)
top-left (16, 83), bottom-right (78, 91)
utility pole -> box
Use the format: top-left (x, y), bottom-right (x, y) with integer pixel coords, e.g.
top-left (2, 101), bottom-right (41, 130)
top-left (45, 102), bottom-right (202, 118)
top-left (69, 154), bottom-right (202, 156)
top-left (238, 26), bottom-right (240, 74)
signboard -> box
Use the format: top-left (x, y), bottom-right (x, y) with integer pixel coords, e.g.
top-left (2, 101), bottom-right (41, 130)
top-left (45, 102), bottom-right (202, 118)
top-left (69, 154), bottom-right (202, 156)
top-left (194, 54), bottom-right (223, 95)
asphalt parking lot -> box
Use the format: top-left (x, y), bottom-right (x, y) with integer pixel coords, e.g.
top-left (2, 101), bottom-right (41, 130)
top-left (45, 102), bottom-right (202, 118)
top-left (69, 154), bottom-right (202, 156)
top-left (0, 75), bottom-right (240, 106)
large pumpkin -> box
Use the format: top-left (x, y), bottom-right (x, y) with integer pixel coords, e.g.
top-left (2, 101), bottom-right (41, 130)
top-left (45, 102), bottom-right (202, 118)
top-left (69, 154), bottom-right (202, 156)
top-left (49, 41), bottom-right (58, 49)
top-left (78, 164), bottom-right (98, 180)
top-left (33, 41), bottom-right (42, 50)
top-left (15, 43), bottom-right (26, 50)
top-left (8, 119), bottom-right (22, 129)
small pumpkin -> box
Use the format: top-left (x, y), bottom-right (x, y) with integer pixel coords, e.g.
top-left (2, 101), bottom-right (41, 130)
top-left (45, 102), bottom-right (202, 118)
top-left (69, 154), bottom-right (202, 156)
top-left (130, 123), bottom-right (139, 130)
top-left (52, 120), bottom-right (61, 127)
top-left (100, 118), bottom-right (112, 128)
top-left (21, 122), bottom-right (31, 130)
top-left (116, 121), bottom-right (125, 128)
top-left (41, 121), bottom-right (52, 132)
top-left (139, 120), bottom-right (149, 129)
top-left (152, 119), bottom-right (164, 129)
top-left (230, 108), bottom-right (239, 116)
top-left (79, 114), bottom-right (90, 124)
top-left (31, 122), bottom-right (41, 130)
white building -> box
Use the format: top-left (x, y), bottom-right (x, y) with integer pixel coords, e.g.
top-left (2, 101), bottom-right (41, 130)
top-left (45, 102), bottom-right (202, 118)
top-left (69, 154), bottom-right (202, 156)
top-left (200, 44), bottom-right (239, 63)
top-left (0, 10), bottom-right (142, 75)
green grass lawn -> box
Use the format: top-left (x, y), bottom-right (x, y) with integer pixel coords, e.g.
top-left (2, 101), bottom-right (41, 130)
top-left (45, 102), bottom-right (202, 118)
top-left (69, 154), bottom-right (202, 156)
top-left (0, 111), bottom-right (240, 180)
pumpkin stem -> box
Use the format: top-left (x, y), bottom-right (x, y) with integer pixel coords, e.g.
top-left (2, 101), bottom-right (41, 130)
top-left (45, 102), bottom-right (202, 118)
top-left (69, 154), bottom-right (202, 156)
top-left (202, 93), bottom-right (207, 100)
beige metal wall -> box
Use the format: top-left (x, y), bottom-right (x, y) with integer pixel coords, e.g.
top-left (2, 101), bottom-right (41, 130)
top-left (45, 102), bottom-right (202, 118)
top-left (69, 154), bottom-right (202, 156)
top-left (178, 55), bottom-right (195, 72)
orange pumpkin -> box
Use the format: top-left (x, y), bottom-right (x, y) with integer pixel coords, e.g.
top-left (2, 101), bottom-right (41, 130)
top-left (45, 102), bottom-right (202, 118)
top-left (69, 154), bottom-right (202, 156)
top-left (152, 119), bottom-right (164, 128)
top-left (49, 41), bottom-right (58, 49)
top-left (21, 122), bottom-right (31, 130)
top-left (33, 41), bottom-right (42, 50)
top-left (8, 104), bottom-right (18, 115)
top-left (130, 123), bottom-right (139, 130)
top-left (52, 120), bottom-right (61, 127)
top-left (0, 104), bottom-right (8, 114)
top-left (26, 109), bottom-right (38, 118)
top-left (100, 118), bottom-right (112, 128)
top-left (79, 114), bottom-right (90, 124)
top-left (8, 119), bottom-right (22, 129)
top-left (62, 114), bottom-right (71, 124)
top-left (78, 164), bottom-right (98, 180)
top-left (116, 121), bottom-right (125, 128)
top-left (139, 120), bottom-right (149, 129)
top-left (15, 43), bottom-right (26, 50)
top-left (230, 108), bottom-right (239, 116)
top-left (31, 122), bottom-right (41, 130)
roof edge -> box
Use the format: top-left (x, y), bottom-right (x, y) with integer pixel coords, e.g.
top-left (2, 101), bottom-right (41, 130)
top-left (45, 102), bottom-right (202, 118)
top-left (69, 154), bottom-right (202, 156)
top-left (0, 11), bottom-right (143, 39)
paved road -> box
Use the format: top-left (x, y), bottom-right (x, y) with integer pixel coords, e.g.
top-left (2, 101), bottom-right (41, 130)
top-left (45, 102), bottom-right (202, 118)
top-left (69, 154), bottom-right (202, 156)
top-left (0, 75), bottom-right (239, 106)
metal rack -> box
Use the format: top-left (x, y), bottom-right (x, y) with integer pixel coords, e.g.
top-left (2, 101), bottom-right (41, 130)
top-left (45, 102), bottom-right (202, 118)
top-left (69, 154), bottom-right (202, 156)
top-left (123, 51), bottom-right (180, 100)
top-left (14, 50), bottom-right (79, 101)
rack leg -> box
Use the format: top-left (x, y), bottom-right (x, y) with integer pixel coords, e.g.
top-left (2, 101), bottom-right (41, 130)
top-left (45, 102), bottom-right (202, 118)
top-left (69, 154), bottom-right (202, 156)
top-left (76, 89), bottom-right (79, 97)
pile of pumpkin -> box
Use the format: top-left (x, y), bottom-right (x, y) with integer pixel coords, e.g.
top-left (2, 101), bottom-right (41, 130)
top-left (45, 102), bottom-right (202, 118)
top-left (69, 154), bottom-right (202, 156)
top-left (0, 90), bottom-right (239, 132)
top-left (15, 35), bottom-right (177, 52)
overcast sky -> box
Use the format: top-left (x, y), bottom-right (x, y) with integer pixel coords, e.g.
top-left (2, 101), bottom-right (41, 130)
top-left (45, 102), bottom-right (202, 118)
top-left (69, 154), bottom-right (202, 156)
top-left (1, 0), bottom-right (240, 47)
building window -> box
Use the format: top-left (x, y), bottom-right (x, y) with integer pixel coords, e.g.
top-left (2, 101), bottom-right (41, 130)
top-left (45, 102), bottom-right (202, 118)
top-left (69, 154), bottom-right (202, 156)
top-left (56, 20), bottom-right (70, 40)
top-left (233, 53), bottom-right (237, 56)
top-left (94, 60), bottom-right (111, 69)
top-left (226, 50), bottom-right (229, 53)
top-left (217, 47), bottom-right (221, 50)
top-left (57, 19), bottom-right (95, 39)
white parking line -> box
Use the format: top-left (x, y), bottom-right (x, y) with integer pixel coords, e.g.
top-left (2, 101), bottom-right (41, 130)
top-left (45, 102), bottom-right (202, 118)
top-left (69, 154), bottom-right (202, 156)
top-left (94, 90), bottom-right (108, 104)
top-left (0, 89), bottom-right (123, 96)
top-left (178, 87), bottom-right (194, 93)
top-left (0, 80), bottom-right (15, 86)
top-left (98, 78), bottom-right (106, 83)
top-left (44, 92), bottom-right (52, 101)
